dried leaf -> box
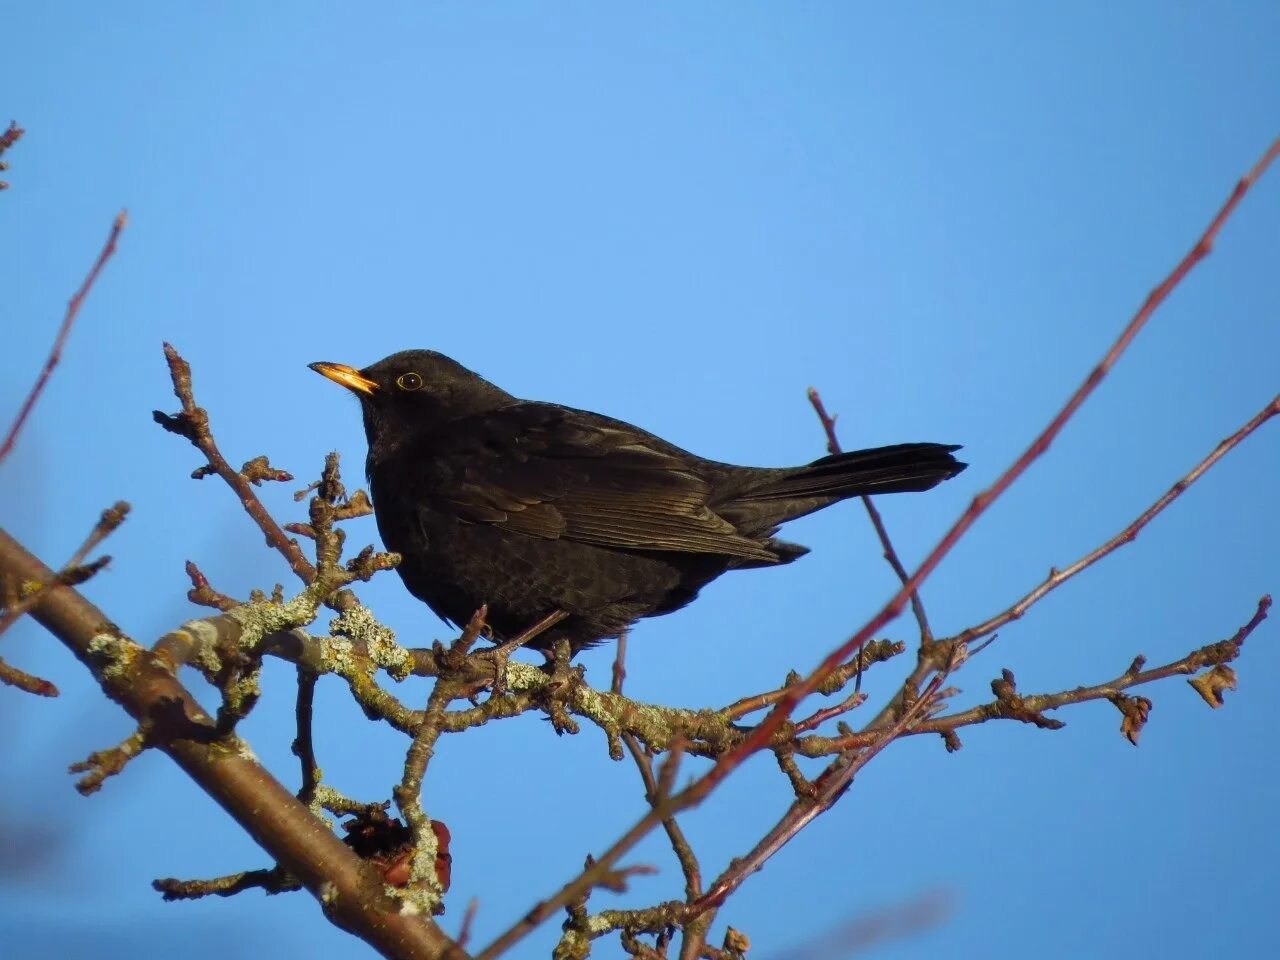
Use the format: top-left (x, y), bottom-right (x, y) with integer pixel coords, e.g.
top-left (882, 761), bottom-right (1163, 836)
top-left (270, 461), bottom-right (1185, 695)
top-left (1109, 693), bottom-right (1153, 745)
top-left (1188, 665), bottom-right (1237, 708)
top-left (723, 926), bottom-right (751, 957)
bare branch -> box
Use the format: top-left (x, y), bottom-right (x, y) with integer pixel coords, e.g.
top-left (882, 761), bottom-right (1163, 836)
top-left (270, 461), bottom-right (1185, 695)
top-left (1, 211), bottom-right (127, 463)
top-left (154, 866), bottom-right (301, 900)
top-left (725, 133), bottom-right (1280, 763)
top-left (951, 392), bottom-right (1280, 650)
top-left (153, 343), bottom-right (318, 584)
top-left (783, 890), bottom-right (953, 959)
top-left (184, 559), bottom-right (239, 611)
top-left (293, 668), bottom-right (320, 805)
top-left (0, 501), bottom-right (129, 640)
top-left (0, 657), bottom-right (58, 697)
top-left (809, 386), bottom-right (933, 643)
top-left (0, 527), bottom-right (469, 960)
top-left (69, 721), bottom-right (154, 794)
top-left (0, 501), bottom-right (132, 698)
top-left (825, 595), bottom-right (1270, 752)
top-left (692, 663), bottom-right (956, 916)
top-left (478, 134), bottom-right (1280, 957)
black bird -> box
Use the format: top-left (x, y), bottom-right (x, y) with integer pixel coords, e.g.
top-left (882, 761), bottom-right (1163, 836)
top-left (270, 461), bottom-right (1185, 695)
top-left (311, 351), bottom-right (965, 652)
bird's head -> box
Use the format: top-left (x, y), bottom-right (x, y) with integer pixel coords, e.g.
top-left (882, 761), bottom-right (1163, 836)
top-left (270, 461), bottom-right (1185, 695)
top-left (310, 350), bottom-right (514, 456)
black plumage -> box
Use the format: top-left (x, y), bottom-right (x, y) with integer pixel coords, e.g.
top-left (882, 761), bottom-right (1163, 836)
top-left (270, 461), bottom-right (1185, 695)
top-left (311, 351), bottom-right (965, 651)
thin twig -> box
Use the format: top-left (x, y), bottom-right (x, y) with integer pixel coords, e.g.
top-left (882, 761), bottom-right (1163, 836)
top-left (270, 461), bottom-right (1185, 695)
top-left (392, 611), bottom-right (488, 907)
top-left (950, 392), bottom-right (1280, 650)
top-left (0, 120), bottom-right (24, 190)
top-left (623, 734), bottom-right (704, 902)
top-left (822, 594), bottom-right (1272, 752)
top-left (867, 388), bottom-right (1280, 732)
top-left (153, 344), bottom-right (317, 584)
top-left (691, 664), bottom-right (954, 915)
top-left (808, 387), bottom-right (933, 644)
top-left (613, 631), bottom-right (705, 908)
top-left (719, 640), bottom-right (903, 720)
top-left (0, 657), bottom-right (58, 696)
top-left (782, 890), bottom-right (953, 960)
top-left (456, 898), bottom-right (480, 949)
top-left (0, 501), bottom-right (130, 639)
top-left (184, 559), bottom-right (239, 611)
top-left (1, 211), bottom-right (127, 463)
top-left (0, 501), bottom-right (130, 695)
top-left (293, 669), bottom-right (319, 805)
top-left (154, 866), bottom-right (301, 900)
top-left (69, 721), bottom-right (154, 794)
top-left (612, 628), bottom-right (628, 695)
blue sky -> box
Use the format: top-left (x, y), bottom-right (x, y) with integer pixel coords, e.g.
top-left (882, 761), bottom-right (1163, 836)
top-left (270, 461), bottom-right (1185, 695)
top-left (3, 4), bottom-right (1279, 958)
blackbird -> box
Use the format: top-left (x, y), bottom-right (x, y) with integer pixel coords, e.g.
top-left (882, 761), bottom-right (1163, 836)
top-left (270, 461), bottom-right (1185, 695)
top-left (311, 351), bottom-right (965, 652)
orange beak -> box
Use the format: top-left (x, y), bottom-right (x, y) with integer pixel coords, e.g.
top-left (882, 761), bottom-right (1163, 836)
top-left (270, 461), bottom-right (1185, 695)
top-left (309, 361), bottom-right (379, 397)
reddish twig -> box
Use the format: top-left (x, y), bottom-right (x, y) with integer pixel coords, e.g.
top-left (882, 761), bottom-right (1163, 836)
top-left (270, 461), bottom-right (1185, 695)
top-left (1, 211), bottom-right (127, 464)
top-left (721, 132), bottom-right (1280, 767)
top-left (476, 134), bottom-right (1280, 960)
top-left (0, 120), bottom-right (24, 189)
top-left (691, 661), bottom-right (956, 916)
top-left (0, 501), bottom-right (130, 640)
top-left (865, 385), bottom-right (1280, 732)
top-left (183, 560), bottom-right (239, 611)
top-left (782, 889), bottom-right (953, 960)
top-left (0, 121), bottom-right (22, 152)
top-left (951, 392), bottom-right (1280, 651)
top-left (456, 898), bottom-right (480, 949)
top-left (0, 657), bottom-right (58, 696)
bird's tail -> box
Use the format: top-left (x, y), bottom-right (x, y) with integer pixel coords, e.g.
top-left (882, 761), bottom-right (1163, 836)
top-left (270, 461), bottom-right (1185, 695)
top-left (720, 442), bottom-right (966, 568)
top-left (751, 443), bottom-right (966, 501)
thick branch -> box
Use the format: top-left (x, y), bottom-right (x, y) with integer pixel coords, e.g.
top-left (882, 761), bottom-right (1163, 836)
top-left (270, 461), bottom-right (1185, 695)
top-left (0, 527), bottom-right (467, 960)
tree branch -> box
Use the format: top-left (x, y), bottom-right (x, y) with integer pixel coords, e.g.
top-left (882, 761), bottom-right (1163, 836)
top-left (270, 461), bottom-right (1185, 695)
top-left (1, 210), bottom-right (126, 463)
top-left (153, 343), bottom-right (317, 584)
top-left (951, 392), bottom-right (1280, 651)
top-left (0, 527), bottom-right (469, 960)
top-left (808, 386), bottom-right (933, 644)
top-left (475, 132), bottom-right (1280, 959)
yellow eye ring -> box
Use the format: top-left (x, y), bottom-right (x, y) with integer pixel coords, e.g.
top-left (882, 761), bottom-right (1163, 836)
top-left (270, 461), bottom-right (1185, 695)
top-left (396, 372), bottom-right (424, 391)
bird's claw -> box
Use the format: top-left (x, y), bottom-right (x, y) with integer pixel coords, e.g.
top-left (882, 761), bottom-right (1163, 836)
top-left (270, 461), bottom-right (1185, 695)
top-left (541, 638), bottom-right (582, 736)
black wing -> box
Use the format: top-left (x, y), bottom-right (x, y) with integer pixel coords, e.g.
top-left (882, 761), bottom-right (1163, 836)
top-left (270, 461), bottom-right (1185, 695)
top-left (425, 404), bottom-right (779, 562)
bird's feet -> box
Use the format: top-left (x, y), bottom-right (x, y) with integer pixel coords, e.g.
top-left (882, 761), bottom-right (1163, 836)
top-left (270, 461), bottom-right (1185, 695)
top-left (484, 609), bottom-right (570, 697)
top-left (540, 637), bottom-right (584, 736)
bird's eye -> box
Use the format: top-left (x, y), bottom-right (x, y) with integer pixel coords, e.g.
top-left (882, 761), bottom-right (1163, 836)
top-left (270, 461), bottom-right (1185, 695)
top-left (396, 372), bottom-right (424, 392)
